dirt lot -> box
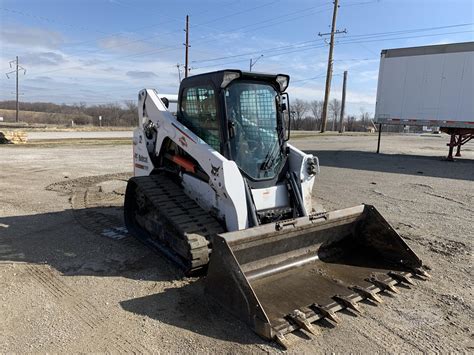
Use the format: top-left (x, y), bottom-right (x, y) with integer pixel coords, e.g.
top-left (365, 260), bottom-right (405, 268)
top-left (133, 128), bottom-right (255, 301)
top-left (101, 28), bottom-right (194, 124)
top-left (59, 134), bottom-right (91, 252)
top-left (0, 134), bottom-right (472, 353)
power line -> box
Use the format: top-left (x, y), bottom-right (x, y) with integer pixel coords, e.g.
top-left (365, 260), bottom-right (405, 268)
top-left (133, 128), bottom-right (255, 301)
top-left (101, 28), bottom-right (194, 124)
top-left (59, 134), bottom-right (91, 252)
top-left (0, 2), bottom-right (358, 80)
top-left (28, 27), bottom-right (474, 79)
top-left (336, 29), bottom-right (474, 45)
top-left (15, 3), bottom-right (474, 82)
top-left (197, 0), bottom-right (281, 26)
top-left (62, 1), bottom-right (282, 54)
top-left (0, 1), bottom-right (283, 62)
top-left (340, 22), bottom-right (474, 39)
top-left (343, 0), bottom-right (381, 7)
top-left (291, 73), bottom-right (328, 83)
top-left (21, 3), bottom-right (293, 77)
top-left (0, 7), bottom-right (109, 35)
top-left (224, 2), bottom-right (332, 34)
top-left (93, 2), bottom-right (330, 60)
top-left (189, 4), bottom-right (332, 57)
top-left (192, 40), bottom-right (317, 64)
top-left (1, 4), bottom-right (214, 51)
top-left (193, 25), bottom-right (474, 67)
top-left (192, 43), bottom-right (327, 70)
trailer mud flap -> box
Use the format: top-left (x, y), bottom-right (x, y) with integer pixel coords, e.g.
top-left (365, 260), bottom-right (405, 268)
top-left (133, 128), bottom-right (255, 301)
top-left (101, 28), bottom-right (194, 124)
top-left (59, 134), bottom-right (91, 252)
top-left (205, 205), bottom-right (429, 348)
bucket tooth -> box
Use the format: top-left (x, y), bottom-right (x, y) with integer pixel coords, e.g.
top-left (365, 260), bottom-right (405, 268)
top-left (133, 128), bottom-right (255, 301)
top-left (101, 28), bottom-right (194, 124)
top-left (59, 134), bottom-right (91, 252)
top-left (310, 304), bottom-right (341, 324)
top-left (274, 332), bottom-right (290, 349)
top-left (367, 277), bottom-right (401, 294)
top-left (287, 309), bottom-right (319, 335)
top-left (333, 295), bottom-right (363, 314)
top-left (350, 285), bottom-right (383, 304)
top-left (412, 267), bottom-right (431, 279)
top-left (389, 271), bottom-right (415, 286)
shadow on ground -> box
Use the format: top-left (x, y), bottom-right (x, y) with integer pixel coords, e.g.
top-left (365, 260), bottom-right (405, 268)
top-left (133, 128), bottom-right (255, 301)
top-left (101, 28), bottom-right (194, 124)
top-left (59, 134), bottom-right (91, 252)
top-left (309, 150), bottom-right (474, 181)
top-left (0, 207), bottom-right (266, 346)
top-left (0, 207), bottom-right (178, 281)
top-left (120, 279), bottom-right (267, 346)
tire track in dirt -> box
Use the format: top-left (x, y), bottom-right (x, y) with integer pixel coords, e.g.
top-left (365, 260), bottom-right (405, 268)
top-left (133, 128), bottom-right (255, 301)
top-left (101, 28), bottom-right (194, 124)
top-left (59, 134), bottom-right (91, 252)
top-left (351, 312), bottom-right (424, 353)
top-left (24, 263), bottom-right (150, 353)
top-left (70, 182), bottom-right (140, 246)
top-left (46, 172), bottom-right (131, 195)
top-left (358, 277), bottom-right (466, 353)
top-left (47, 172), bottom-right (133, 240)
top-left (365, 312), bottom-right (460, 353)
top-left (71, 188), bottom-right (124, 233)
top-left (48, 173), bottom-right (149, 249)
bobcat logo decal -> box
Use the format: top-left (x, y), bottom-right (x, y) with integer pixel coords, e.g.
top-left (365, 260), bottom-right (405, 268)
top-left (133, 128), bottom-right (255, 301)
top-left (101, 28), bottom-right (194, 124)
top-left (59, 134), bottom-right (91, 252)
top-left (211, 165), bottom-right (220, 176)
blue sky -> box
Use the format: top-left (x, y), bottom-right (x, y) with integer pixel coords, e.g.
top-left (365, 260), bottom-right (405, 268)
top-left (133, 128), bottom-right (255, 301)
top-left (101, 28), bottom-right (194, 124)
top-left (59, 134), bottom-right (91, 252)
top-left (1, 0), bottom-right (473, 115)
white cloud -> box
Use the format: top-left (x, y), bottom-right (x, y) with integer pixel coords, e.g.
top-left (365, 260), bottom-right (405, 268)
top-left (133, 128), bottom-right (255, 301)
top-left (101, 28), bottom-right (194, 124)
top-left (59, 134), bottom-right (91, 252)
top-left (0, 25), bottom-right (64, 49)
top-left (21, 52), bottom-right (67, 66)
top-left (98, 36), bottom-right (152, 53)
top-left (126, 70), bottom-right (158, 79)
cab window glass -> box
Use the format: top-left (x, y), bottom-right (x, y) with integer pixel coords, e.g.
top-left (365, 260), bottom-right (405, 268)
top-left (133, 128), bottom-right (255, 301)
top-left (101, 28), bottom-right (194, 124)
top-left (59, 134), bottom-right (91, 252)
top-left (180, 86), bottom-right (220, 151)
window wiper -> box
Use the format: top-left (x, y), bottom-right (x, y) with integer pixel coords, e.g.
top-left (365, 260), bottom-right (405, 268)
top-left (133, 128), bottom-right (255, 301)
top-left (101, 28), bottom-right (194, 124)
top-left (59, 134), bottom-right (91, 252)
top-left (260, 138), bottom-right (280, 171)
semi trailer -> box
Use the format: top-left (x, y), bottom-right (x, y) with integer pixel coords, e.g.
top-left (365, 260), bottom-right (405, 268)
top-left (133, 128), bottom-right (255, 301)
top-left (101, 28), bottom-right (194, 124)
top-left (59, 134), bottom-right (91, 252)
top-left (374, 41), bottom-right (474, 160)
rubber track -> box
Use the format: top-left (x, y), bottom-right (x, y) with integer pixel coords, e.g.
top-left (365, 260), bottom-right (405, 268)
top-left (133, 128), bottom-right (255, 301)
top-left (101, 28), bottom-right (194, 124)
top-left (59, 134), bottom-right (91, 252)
top-left (127, 174), bottom-right (225, 273)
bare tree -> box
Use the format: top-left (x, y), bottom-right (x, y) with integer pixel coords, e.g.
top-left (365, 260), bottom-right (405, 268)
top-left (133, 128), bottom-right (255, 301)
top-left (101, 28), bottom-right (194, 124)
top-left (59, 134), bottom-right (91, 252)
top-left (329, 98), bottom-right (341, 131)
top-left (359, 108), bottom-right (371, 131)
top-left (124, 100), bottom-right (137, 112)
top-left (124, 100), bottom-right (138, 126)
top-left (346, 115), bottom-right (356, 131)
top-left (291, 99), bottom-right (309, 130)
top-left (309, 100), bottom-right (323, 130)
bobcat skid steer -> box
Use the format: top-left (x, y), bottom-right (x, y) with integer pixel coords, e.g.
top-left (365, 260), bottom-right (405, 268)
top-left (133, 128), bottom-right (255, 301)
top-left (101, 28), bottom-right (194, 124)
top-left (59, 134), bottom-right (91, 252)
top-left (124, 70), bottom-right (429, 348)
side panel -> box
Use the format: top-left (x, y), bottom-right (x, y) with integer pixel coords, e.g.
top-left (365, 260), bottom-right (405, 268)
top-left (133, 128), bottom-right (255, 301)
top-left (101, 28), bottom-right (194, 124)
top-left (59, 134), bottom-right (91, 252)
top-left (375, 47), bottom-right (474, 128)
top-left (287, 144), bottom-right (318, 215)
top-left (132, 128), bottom-right (154, 176)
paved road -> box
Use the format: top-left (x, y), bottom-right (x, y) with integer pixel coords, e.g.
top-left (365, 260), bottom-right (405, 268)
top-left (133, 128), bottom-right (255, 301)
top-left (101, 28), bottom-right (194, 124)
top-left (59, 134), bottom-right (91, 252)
top-left (27, 131), bottom-right (133, 140)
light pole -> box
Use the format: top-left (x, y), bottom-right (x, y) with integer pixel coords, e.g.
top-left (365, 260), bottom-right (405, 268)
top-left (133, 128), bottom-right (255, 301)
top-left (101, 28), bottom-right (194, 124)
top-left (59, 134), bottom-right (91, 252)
top-left (249, 55), bottom-right (264, 72)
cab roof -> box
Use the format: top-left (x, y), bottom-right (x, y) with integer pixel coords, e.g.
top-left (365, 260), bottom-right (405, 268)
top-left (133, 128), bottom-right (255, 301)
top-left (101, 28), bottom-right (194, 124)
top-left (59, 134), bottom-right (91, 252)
top-left (180, 69), bottom-right (290, 92)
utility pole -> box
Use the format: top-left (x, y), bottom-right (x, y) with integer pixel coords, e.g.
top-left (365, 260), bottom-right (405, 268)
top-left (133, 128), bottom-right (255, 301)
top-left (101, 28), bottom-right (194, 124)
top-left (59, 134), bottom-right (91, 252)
top-left (249, 55), bottom-right (263, 72)
top-left (6, 56), bottom-right (26, 123)
top-left (339, 70), bottom-right (347, 133)
top-left (319, 0), bottom-right (346, 132)
top-left (184, 15), bottom-right (190, 78)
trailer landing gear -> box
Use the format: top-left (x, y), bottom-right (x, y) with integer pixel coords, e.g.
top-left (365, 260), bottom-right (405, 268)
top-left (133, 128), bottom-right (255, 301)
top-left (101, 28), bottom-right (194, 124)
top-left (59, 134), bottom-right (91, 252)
top-left (441, 128), bottom-right (473, 161)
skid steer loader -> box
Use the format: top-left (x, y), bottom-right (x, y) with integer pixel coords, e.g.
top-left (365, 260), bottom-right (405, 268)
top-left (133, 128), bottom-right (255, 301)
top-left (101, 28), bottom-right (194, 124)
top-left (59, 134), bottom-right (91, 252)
top-left (124, 70), bottom-right (429, 347)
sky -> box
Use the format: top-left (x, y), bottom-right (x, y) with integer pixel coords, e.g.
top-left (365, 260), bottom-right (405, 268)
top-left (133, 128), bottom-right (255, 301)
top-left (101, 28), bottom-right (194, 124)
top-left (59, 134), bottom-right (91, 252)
top-left (1, 0), bottom-right (473, 115)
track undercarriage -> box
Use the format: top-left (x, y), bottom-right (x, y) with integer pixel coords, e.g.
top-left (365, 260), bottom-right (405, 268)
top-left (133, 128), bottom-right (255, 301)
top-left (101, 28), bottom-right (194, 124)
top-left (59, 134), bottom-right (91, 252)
top-left (124, 173), bottom-right (224, 274)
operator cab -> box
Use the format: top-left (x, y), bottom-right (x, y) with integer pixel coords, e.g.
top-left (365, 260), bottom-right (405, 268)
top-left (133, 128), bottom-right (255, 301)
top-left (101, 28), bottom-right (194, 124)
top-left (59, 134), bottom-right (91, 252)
top-left (177, 70), bottom-right (290, 186)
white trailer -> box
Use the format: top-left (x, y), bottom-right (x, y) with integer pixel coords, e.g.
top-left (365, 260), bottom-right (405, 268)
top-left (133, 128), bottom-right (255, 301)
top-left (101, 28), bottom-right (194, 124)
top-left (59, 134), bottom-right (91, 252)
top-left (374, 42), bottom-right (474, 160)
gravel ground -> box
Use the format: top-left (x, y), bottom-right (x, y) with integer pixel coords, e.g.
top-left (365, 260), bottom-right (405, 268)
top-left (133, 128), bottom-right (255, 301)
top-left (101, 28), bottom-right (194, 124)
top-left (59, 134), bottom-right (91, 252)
top-left (0, 133), bottom-right (472, 353)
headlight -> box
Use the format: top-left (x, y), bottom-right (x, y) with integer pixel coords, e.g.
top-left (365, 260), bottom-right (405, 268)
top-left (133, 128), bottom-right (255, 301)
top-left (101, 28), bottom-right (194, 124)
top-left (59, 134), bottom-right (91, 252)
top-left (276, 74), bottom-right (290, 92)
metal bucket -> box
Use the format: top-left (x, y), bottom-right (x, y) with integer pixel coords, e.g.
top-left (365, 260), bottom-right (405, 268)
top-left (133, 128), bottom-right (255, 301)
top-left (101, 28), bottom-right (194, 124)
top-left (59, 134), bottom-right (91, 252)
top-left (205, 205), bottom-right (428, 348)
